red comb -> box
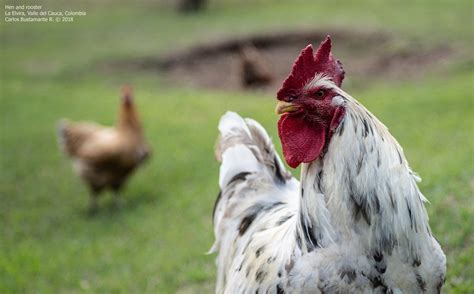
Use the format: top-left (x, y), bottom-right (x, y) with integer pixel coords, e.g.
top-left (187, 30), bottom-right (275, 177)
top-left (277, 36), bottom-right (344, 100)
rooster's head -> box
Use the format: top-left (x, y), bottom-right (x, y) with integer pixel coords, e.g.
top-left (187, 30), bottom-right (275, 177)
top-left (276, 36), bottom-right (346, 168)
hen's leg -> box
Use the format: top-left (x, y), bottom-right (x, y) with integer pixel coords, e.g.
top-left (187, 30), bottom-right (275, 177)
top-left (112, 191), bottom-right (123, 209)
top-left (111, 184), bottom-right (124, 210)
top-left (88, 193), bottom-right (99, 215)
top-left (88, 188), bottom-right (100, 216)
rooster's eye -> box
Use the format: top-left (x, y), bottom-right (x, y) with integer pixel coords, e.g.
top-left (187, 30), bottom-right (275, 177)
top-left (315, 90), bottom-right (325, 98)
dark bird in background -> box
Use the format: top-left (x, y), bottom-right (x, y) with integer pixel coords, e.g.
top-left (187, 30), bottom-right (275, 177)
top-left (211, 37), bottom-right (446, 293)
top-left (239, 43), bottom-right (273, 88)
top-left (57, 86), bottom-right (151, 214)
top-left (178, 0), bottom-right (207, 13)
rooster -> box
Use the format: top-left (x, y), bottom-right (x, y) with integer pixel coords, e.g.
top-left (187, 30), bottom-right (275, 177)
top-left (58, 86), bottom-right (151, 214)
top-left (211, 37), bottom-right (446, 293)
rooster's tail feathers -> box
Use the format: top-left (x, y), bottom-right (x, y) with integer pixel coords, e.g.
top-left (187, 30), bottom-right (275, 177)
top-left (216, 111), bottom-right (290, 189)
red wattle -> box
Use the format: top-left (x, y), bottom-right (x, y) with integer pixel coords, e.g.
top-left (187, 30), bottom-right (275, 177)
top-left (277, 114), bottom-right (326, 168)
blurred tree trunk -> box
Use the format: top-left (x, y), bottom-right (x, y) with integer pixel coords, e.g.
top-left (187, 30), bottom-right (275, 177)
top-left (178, 0), bottom-right (207, 13)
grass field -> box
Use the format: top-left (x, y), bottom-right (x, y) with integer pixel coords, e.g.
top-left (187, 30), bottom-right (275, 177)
top-left (1, 0), bottom-right (473, 292)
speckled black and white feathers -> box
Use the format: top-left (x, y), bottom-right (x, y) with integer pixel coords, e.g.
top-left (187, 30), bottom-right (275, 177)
top-left (211, 112), bottom-right (298, 293)
top-left (211, 77), bottom-right (445, 293)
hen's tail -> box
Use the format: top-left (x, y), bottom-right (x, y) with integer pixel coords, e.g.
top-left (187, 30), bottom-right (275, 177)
top-left (56, 119), bottom-right (101, 157)
top-left (215, 111), bottom-right (290, 190)
top-left (57, 119), bottom-right (72, 155)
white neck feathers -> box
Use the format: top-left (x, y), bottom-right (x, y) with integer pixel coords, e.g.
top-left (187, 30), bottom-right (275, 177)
top-left (297, 89), bottom-right (432, 259)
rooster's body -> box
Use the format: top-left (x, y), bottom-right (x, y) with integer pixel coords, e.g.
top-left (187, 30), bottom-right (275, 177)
top-left (211, 38), bottom-right (445, 293)
top-left (58, 86), bottom-right (151, 213)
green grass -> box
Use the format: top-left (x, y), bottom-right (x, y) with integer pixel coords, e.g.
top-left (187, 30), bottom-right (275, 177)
top-left (1, 0), bottom-right (473, 292)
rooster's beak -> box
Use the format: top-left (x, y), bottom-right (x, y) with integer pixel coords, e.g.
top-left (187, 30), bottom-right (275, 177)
top-left (276, 101), bottom-right (299, 114)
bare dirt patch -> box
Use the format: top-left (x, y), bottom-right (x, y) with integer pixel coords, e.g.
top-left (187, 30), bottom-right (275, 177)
top-left (110, 28), bottom-right (463, 92)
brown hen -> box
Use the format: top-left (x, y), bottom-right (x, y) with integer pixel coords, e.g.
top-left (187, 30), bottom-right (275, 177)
top-left (57, 86), bottom-right (151, 214)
